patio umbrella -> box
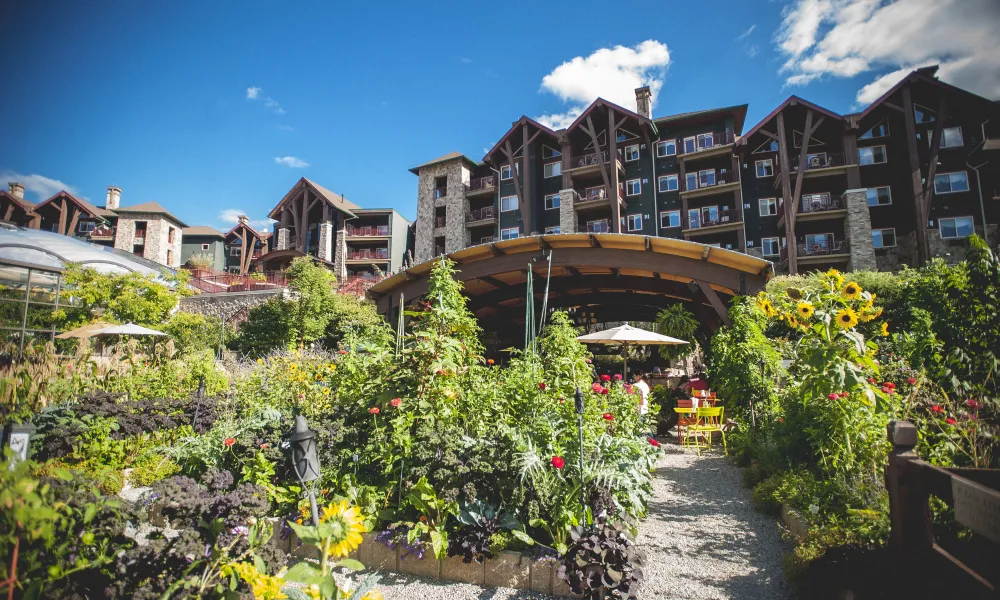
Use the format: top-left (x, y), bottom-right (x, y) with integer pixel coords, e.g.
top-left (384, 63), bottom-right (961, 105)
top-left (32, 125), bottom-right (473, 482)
top-left (88, 323), bottom-right (168, 337)
top-left (577, 323), bottom-right (688, 379)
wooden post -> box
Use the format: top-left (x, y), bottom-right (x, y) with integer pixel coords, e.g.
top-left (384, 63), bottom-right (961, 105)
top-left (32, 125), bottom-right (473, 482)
top-left (901, 85), bottom-right (928, 266)
top-left (608, 108), bottom-right (621, 233)
top-left (885, 420), bottom-right (933, 556)
top-left (776, 112), bottom-right (796, 273)
top-left (520, 124), bottom-right (533, 235)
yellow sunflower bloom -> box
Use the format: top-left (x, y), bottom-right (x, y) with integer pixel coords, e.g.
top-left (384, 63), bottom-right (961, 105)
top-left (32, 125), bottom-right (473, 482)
top-left (320, 500), bottom-right (367, 558)
top-left (879, 322), bottom-right (889, 336)
top-left (835, 307), bottom-right (859, 329)
top-left (842, 281), bottom-right (862, 299)
top-left (786, 314), bottom-right (799, 328)
top-left (785, 287), bottom-right (803, 300)
top-left (796, 301), bottom-right (814, 319)
top-left (825, 269), bottom-right (845, 289)
top-left (257, 358), bottom-right (264, 365)
top-left (362, 591), bottom-right (385, 600)
top-left (321, 387), bottom-right (331, 395)
top-left (314, 373), bottom-right (322, 381)
top-left (289, 363), bottom-right (297, 372)
top-left (756, 298), bottom-right (778, 318)
top-left (305, 585), bottom-right (322, 600)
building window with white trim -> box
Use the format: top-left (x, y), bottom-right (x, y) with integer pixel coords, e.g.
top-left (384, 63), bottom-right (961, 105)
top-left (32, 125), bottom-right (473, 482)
top-left (230, 247), bottom-right (241, 256)
top-left (500, 165), bottom-right (513, 180)
top-left (544, 226), bottom-right (560, 234)
top-left (761, 237), bottom-right (779, 256)
top-left (939, 216), bottom-right (974, 239)
top-left (626, 214), bottom-right (642, 232)
top-left (759, 198), bottom-right (777, 216)
top-left (872, 228), bottom-right (896, 249)
top-left (626, 179), bottom-right (641, 196)
top-left (500, 195), bottom-right (518, 212)
top-left (543, 162), bottom-right (561, 178)
top-left (500, 226), bottom-right (520, 240)
top-left (587, 219), bottom-right (609, 233)
top-left (940, 126), bottom-right (963, 148)
top-left (858, 145), bottom-right (887, 165)
top-left (698, 169), bottom-right (716, 187)
top-left (201, 243), bottom-right (210, 251)
top-left (934, 171), bottom-right (969, 194)
top-left (658, 175), bottom-right (678, 193)
top-left (624, 145), bottom-right (639, 162)
top-left (697, 132), bottom-right (714, 150)
top-left (755, 159), bottom-right (773, 178)
top-left (655, 140), bottom-right (676, 157)
top-left (78, 221), bottom-right (95, 233)
top-left (544, 194), bottom-right (560, 210)
top-left (866, 186), bottom-right (892, 206)
top-left (660, 210), bottom-right (680, 229)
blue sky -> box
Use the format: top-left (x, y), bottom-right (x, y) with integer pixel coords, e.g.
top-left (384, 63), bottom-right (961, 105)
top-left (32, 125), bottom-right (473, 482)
top-left (2, 0), bottom-right (996, 230)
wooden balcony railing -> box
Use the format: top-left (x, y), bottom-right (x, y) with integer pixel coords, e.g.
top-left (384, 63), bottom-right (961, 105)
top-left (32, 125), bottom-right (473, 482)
top-left (684, 208), bottom-right (742, 231)
top-left (577, 187), bottom-right (607, 202)
top-left (681, 130), bottom-right (735, 154)
top-left (791, 152), bottom-right (848, 174)
top-left (466, 176), bottom-right (497, 193)
top-left (479, 235), bottom-right (495, 244)
top-left (800, 193), bottom-right (843, 213)
top-left (586, 220), bottom-right (610, 233)
top-left (347, 249), bottom-right (389, 260)
top-left (681, 169), bottom-right (739, 192)
top-left (781, 240), bottom-right (849, 262)
top-left (466, 206), bottom-right (497, 223)
top-left (570, 149), bottom-right (622, 169)
top-left (90, 224), bottom-right (115, 238)
top-left (346, 225), bottom-right (389, 237)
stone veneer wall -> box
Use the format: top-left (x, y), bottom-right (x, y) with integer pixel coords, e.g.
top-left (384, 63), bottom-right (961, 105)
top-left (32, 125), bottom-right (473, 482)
top-left (558, 189), bottom-right (578, 234)
top-left (842, 189), bottom-right (877, 272)
top-left (113, 214), bottom-right (183, 268)
top-left (928, 223), bottom-right (999, 265)
top-left (876, 230), bottom-right (917, 271)
top-left (317, 222), bottom-right (333, 262)
top-left (179, 289), bottom-right (287, 321)
top-left (414, 159), bottom-right (471, 263)
top-left (332, 225), bottom-right (347, 279)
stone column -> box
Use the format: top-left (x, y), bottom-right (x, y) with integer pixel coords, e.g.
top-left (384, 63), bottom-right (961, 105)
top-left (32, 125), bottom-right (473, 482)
top-left (317, 222), bottom-right (334, 262)
top-left (276, 227), bottom-right (291, 251)
top-left (332, 225), bottom-right (347, 280)
top-left (843, 188), bottom-right (876, 271)
top-left (558, 189), bottom-right (577, 234)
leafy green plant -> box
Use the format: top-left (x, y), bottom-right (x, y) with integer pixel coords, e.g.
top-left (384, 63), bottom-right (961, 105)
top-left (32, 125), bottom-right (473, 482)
top-left (400, 477), bottom-right (458, 559)
top-left (556, 523), bottom-right (645, 600)
top-left (654, 304), bottom-right (699, 361)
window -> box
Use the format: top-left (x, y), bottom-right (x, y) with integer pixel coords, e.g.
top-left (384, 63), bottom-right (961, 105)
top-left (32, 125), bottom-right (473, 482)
top-left (542, 145), bottom-right (561, 159)
top-left (872, 228), bottom-right (896, 249)
top-left (934, 171), bottom-right (969, 194)
top-left (858, 118), bottom-right (889, 140)
top-left (658, 175), bottom-right (678, 193)
top-left (626, 179), bottom-right (641, 196)
top-left (914, 104), bottom-right (936, 124)
top-left (77, 221), bottom-right (95, 233)
top-left (752, 139), bottom-right (779, 154)
top-left (755, 159), bottom-right (773, 178)
top-left (544, 194), bottom-right (560, 210)
top-left (939, 216), bottom-right (974, 239)
top-left (759, 198), bottom-right (777, 216)
top-left (805, 233), bottom-right (833, 250)
top-left (230, 247), bottom-right (241, 256)
top-left (543, 162), bottom-right (562, 178)
top-left (683, 136), bottom-right (697, 154)
top-left (544, 226), bottom-right (560, 234)
top-left (500, 165), bottom-right (513, 180)
top-left (940, 126), bottom-right (963, 148)
top-left (660, 210), bottom-right (681, 229)
top-left (701, 205), bottom-right (719, 225)
top-left (697, 133), bottom-right (714, 149)
top-left (500, 195), bottom-right (518, 212)
top-left (587, 219), bottom-right (609, 233)
top-left (858, 145), bottom-right (887, 165)
top-left (685, 173), bottom-right (698, 191)
top-left (761, 237), bottom-right (780, 256)
top-left (698, 169), bottom-right (716, 187)
top-left (624, 144), bottom-right (639, 162)
top-left (228, 266), bottom-right (240, 273)
top-left (626, 214), bottom-right (642, 232)
top-left (434, 176), bottom-right (447, 198)
top-left (866, 186), bottom-right (892, 206)
top-left (688, 209), bottom-right (701, 229)
top-left (500, 227), bottom-right (520, 240)
top-left (201, 243), bottom-right (210, 251)
top-left (655, 140), bottom-right (676, 157)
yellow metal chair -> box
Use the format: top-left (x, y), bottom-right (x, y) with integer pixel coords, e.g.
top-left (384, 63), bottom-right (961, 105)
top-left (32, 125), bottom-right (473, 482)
top-left (684, 407), bottom-right (726, 455)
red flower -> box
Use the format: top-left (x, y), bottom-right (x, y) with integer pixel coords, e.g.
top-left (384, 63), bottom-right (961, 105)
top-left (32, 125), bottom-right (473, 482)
top-left (907, 377), bottom-right (917, 385)
top-left (945, 417), bottom-right (957, 425)
top-left (339, 350), bottom-right (348, 355)
top-left (867, 378), bottom-right (876, 384)
top-left (603, 413), bottom-right (614, 421)
top-left (614, 374), bottom-right (623, 381)
top-left (260, 443), bottom-right (270, 449)
top-left (591, 383), bottom-right (603, 393)
top-left (777, 417), bottom-right (784, 423)
top-left (883, 382), bottom-right (896, 389)
top-left (487, 359), bottom-right (495, 365)
top-left (551, 456), bottom-right (565, 469)
top-left (600, 374), bottom-right (611, 382)
top-left (881, 387), bottom-right (895, 395)
top-left (964, 399), bottom-right (980, 410)
top-left (224, 437), bottom-right (236, 447)
top-left (369, 407), bottom-right (380, 414)
top-left (538, 382), bottom-right (547, 390)
top-left (649, 438), bottom-right (660, 447)
top-left (839, 392), bottom-right (850, 398)
top-left (600, 388), bottom-right (609, 395)
top-left (930, 405), bottom-right (944, 414)
top-left (390, 398), bottom-right (402, 408)
top-left (828, 393), bottom-right (839, 400)
top-left (625, 384), bottom-right (634, 394)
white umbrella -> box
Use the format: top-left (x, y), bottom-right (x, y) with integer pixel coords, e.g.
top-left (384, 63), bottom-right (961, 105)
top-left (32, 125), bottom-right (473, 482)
top-left (577, 323), bottom-right (688, 378)
top-left (89, 323), bottom-right (168, 337)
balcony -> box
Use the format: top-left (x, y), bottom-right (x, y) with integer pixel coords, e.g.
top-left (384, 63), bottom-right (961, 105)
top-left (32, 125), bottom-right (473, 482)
top-left (780, 240), bottom-right (850, 265)
top-left (346, 248), bottom-right (389, 263)
top-left (479, 235), bottom-right (495, 244)
top-left (775, 152), bottom-right (850, 188)
top-left (89, 224), bottom-right (115, 240)
top-left (679, 170), bottom-right (740, 199)
top-left (465, 176), bottom-right (497, 197)
top-left (573, 185), bottom-right (624, 211)
top-left (682, 208), bottom-right (744, 237)
top-left (565, 149), bottom-right (623, 177)
top-left (466, 206), bottom-right (497, 226)
top-left (133, 235), bottom-right (146, 245)
top-left (777, 193), bottom-right (846, 227)
top-left (346, 225), bottom-right (390, 238)
top-left (679, 131), bottom-right (736, 161)
top-left (585, 219), bottom-right (610, 234)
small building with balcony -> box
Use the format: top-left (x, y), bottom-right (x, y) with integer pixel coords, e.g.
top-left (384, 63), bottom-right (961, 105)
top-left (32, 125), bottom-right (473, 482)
top-left (344, 208), bottom-right (413, 281)
top-left (181, 225), bottom-right (226, 272)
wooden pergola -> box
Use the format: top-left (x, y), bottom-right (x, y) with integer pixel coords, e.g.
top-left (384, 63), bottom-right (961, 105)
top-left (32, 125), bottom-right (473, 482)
top-left (367, 233), bottom-right (773, 338)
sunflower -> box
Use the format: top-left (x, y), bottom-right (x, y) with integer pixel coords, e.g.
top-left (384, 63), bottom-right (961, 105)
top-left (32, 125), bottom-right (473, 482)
top-left (785, 287), bottom-right (803, 300)
top-left (786, 314), bottom-right (800, 328)
top-left (319, 500), bottom-right (366, 558)
top-left (796, 301), bottom-right (815, 319)
top-left (879, 321), bottom-right (889, 337)
top-left (859, 306), bottom-right (883, 322)
top-left (835, 307), bottom-right (859, 329)
top-left (362, 591), bottom-right (385, 600)
top-left (289, 363), bottom-right (297, 372)
top-left (842, 281), bottom-right (862, 299)
top-left (756, 297), bottom-right (778, 318)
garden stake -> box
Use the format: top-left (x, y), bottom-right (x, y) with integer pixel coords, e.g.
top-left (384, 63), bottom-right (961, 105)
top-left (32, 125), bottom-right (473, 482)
top-left (538, 250), bottom-right (553, 333)
top-left (575, 386), bottom-right (587, 519)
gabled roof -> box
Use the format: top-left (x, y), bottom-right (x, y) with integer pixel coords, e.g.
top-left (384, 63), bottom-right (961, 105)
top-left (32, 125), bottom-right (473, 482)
top-left (654, 104), bottom-right (749, 135)
top-left (482, 116), bottom-right (559, 164)
top-left (0, 191), bottom-right (36, 211)
top-left (33, 190), bottom-right (117, 221)
top-left (115, 201), bottom-right (188, 227)
top-left (858, 65), bottom-right (998, 120)
top-left (738, 96), bottom-right (843, 146)
top-left (224, 221), bottom-right (265, 242)
top-left (566, 97), bottom-right (654, 135)
top-left (408, 151), bottom-right (479, 175)
top-left (267, 177), bottom-right (360, 220)
top-left (183, 225), bottom-right (225, 238)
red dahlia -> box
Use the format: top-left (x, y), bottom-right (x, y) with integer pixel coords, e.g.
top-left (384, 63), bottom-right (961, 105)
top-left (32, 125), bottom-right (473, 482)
top-left (551, 456), bottom-right (564, 469)
top-left (603, 413), bottom-right (614, 421)
top-left (224, 437), bottom-right (236, 447)
top-left (369, 407), bottom-right (380, 414)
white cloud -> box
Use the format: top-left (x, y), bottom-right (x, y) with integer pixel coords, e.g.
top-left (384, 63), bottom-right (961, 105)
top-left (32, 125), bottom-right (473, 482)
top-left (745, 44), bottom-right (760, 58)
top-left (0, 171), bottom-right (81, 201)
top-left (274, 156), bottom-right (309, 168)
top-left (246, 87), bottom-right (285, 114)
top-left (736, 24), bottom-right (757, 41)
top-left (535, 40), bottom-right (671, 129)
top-left (775, 0), bottom-right (1000, 103)
top-left (246, 86), bottom-right (262, 99)
top-left (217, 209), bottom-right (274, 230)
top-left (460, 57), bottom-right (473, 64)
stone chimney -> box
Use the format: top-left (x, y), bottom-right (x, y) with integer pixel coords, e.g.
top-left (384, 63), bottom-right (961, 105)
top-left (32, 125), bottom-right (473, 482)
top-left (635, 86), bottom-right (652, 119)
top-left (106, 186), bottom-right (122, 210)
top-left (238, 215), bottom-right (250, 225)
top-left (7, 182), bottom-right (25, 199)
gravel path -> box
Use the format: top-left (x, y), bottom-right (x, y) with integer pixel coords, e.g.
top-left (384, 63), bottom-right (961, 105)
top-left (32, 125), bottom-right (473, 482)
top-left (368, 441), bottom-right (790, 600)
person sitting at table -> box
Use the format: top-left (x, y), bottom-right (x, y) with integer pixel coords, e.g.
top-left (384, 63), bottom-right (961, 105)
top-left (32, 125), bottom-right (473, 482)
top-left (685, 371), bottom-right (709, 392)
